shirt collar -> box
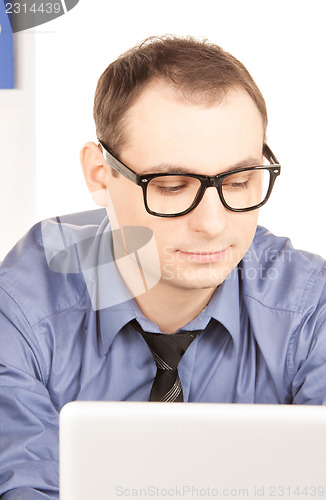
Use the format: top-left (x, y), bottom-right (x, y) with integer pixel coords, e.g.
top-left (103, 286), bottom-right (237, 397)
top-left (99, 301), bottom-right (137, 354)
top-left (209, 267), bottom-right (241, 351)
top-left (99, 265), bottom-right (241, 355)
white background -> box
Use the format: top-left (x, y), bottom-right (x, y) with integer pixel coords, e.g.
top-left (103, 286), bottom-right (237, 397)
top-left (1, 0), bottom-right (326, 259)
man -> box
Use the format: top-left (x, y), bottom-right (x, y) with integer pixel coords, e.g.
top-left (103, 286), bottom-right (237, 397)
top-left (0, 35), bottom-right (326, 499)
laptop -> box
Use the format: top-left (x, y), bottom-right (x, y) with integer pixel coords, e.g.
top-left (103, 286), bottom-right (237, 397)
top-left (60, 401), bottom-right (326, 500)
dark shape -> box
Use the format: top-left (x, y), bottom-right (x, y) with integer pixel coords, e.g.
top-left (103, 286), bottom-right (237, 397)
top-left (2, 0), bottom-right (80, 33)
top-left (65, 0), bottom-right (79, 11)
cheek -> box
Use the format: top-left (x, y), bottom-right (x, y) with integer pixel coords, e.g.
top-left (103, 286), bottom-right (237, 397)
top-left (107, 178), bottom-right (146, 225)
top-left (235, 211), bottom-right (259, 248)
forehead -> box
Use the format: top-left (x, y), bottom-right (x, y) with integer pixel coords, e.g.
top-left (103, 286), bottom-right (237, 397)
top-left (120, 82), bottom-right (265, 175)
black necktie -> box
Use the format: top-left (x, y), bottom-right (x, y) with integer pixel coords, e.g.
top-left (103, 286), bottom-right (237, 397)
top-left (130, 319), bottom-right (201, 402)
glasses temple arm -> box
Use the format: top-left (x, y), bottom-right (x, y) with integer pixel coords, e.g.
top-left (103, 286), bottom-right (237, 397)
top-left (98, 141), bottom-right (139, 183)
top-left (263, 143), bottom-right (280, 165)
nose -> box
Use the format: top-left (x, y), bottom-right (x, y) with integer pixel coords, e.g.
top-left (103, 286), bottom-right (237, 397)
top-left (187, 186), bottom-right (228, 237)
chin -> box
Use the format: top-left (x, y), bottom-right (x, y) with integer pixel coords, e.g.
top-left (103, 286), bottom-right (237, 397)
top-left (161, 265), bottom-right (234, 291)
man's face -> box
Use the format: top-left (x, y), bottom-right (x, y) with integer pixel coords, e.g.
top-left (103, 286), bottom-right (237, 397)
top-left (104, 82), bottom-right (265, 293)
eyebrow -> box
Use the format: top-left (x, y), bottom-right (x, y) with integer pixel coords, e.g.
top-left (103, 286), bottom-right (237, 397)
top-left (141, 157), bottom-right (264, 175)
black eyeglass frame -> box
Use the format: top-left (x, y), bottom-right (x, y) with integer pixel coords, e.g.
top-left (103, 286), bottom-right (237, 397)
top-left (99, 140), bottom-right (281, 218)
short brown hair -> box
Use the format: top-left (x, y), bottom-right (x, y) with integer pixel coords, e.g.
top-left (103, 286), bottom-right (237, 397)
top-left (94, 35), bottom-right (267, 157)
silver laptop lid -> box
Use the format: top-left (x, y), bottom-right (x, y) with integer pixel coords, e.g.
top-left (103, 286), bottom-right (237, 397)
top-left (60, 401), bottom-right (326, 500)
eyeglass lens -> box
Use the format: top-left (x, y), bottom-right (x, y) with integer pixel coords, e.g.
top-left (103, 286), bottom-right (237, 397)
top-left (146, 169), bottom-right (272, 215)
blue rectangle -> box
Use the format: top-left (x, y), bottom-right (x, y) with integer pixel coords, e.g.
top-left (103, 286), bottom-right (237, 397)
top-left (0, 1), bottom-right (14, 88)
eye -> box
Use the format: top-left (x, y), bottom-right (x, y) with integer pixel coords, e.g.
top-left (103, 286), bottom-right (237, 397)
top-left (149, 176), bottom-right (195, 196)
top-left (223, 173), bottom-right (252, 190)
top-left (156, 183), bottom-right (187, 194)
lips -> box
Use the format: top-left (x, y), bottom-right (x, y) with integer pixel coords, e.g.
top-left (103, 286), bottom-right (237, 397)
top-left (176, 248), bottom-right (229, 263)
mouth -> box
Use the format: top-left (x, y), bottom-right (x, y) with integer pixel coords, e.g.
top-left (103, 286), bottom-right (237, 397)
top-left (176, 247), bottom-right (230, 264)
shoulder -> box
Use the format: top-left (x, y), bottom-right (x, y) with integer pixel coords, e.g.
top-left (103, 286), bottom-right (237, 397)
top-left (0, 208), bottom-right (107, 326)
top-left (241, 225), bottom-right (326, 314)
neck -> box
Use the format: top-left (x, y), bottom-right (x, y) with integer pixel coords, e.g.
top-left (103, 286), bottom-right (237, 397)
top-left (134, 282), bottom-right (217, 333)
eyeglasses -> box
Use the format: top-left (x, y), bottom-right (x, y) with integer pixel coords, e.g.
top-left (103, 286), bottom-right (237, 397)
top-left (99, 141), bottom-right (281, 218)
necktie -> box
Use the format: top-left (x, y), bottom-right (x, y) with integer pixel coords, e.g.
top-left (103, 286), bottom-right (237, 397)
top-left (130, 319), bottom-right (201, 402)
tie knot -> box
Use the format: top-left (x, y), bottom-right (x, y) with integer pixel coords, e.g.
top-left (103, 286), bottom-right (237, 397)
top-left (130, 319), bottom-right (201, 371)
top-left (130, 319), bottom-right (202, 402)
top-left (141, 331), bottom-right (194, 370)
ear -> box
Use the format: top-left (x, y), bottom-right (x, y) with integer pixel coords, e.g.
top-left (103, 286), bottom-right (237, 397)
top-left (80, 141), bottom-right (108, 207)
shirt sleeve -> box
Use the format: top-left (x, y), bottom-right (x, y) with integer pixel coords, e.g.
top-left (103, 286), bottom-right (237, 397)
top-left (0, 289), bottom-right (59, 500)
top-left (291, 269), bottom-right (326, 405)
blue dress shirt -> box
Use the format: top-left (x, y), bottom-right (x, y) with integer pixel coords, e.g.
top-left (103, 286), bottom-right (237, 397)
top-left (0, 208), bottom-right (326, 499)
